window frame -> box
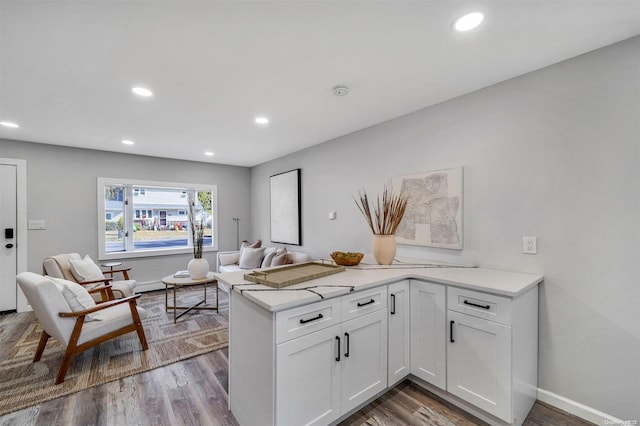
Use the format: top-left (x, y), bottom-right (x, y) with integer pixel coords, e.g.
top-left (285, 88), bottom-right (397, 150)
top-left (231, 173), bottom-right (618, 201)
top-left (97, 177), bottom-right (218, 260)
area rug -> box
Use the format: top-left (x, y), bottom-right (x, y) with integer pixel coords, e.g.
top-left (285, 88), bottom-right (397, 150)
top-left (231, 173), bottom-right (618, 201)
top-left (0, 289), bottom-right (228, 416)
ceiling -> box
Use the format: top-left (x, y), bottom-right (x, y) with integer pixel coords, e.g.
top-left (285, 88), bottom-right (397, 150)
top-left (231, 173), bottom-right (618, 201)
top-left (1, 1), bottom-right (639, 167)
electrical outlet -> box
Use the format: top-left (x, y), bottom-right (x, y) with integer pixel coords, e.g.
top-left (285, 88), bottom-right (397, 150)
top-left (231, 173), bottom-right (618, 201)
top-left (523, 236), bottom-right (537, 254)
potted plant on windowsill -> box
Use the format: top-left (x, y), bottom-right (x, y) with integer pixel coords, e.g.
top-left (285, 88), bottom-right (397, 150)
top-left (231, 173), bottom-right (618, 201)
top-left (354, 185), bottom-right (408, 265)
top-left (187, 193), bottom-right (209, 279)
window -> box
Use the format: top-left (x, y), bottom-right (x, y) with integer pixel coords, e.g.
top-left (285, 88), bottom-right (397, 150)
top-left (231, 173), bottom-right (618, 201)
top-left (98, 178), bottom-right (218, 260)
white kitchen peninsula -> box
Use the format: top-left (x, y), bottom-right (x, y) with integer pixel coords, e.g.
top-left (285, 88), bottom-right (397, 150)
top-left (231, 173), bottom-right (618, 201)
top-left (216, 261), bottom-right (543, 426)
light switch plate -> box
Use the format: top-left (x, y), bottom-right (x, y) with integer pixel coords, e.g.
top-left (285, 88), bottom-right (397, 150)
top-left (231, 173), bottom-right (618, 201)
top-left (523, 236), bottom-right (537, 254)
top-left (28, 220), bottom-right (46, 230)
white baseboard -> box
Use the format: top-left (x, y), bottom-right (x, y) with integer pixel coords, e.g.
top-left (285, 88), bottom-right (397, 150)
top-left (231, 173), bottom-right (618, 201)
top-left (537, 388), bottom-right (624, 425)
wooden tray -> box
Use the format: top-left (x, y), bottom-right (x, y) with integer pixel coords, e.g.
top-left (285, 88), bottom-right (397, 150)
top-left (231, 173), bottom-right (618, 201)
top-left (243, 261), bottom-right (345, 289)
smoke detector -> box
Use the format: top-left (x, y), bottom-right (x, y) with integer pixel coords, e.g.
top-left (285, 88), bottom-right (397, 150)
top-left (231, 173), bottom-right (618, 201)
top-left (332, 86), bottom-right (349, 96)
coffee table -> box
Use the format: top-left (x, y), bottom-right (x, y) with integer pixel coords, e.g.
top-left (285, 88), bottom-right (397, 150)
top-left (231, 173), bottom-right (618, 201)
top-left (161, 272), bottom-right (218, 323)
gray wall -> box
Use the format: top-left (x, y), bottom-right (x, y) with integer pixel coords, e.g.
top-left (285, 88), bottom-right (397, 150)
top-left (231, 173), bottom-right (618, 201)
top-left (250, 37), bottom-right (640, 420)
top-left (0, 140), bottom-right (251, 284)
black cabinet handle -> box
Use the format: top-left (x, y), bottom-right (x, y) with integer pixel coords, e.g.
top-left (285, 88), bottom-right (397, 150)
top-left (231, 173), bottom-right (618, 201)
top-left (357, 298), bottom-right (375, 307)
top-left (335, 336), bottom-right (341, 362)
top-left (450, 320), bottom-right (455, 343)
top-left (299, 313), bottom-right (323, 324)
top-left (5, 243), bottom-right (14, 249)
top-left (344, 332), bottom-right (350, 357)
top-left (390, 294), bottom-right (396, 315)
top-left (463, 300), bottom-right (490, 310)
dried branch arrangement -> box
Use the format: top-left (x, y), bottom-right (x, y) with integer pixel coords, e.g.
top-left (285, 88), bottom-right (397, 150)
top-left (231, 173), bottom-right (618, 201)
top-left (188, 192), bottom-right (204, 258)
top-left (354, 185), bottom-right (409, 235)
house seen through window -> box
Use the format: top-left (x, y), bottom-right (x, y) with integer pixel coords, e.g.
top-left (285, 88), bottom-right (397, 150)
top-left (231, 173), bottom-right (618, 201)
top-left (98, 178), bottom-right (218, 259)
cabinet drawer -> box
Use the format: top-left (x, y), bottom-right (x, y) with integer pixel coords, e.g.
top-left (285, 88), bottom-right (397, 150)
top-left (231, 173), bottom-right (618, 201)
top-left (342, 286), bottom-right (387, 322)
top-left (447, 287), bottom-right (511, 325)
top-left (276, 298), bottom-right (342, 344)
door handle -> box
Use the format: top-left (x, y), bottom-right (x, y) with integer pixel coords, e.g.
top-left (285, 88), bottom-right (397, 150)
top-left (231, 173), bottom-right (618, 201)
top-left (450, 320), bottom-right (455, 343)
top-left (5, 243), bottom-right (14, 249)
top-left (390, 294), bottom-right (396, 315)
top-left (344, 332), bottom-right (350, 358)
top-left (335, 336), bottom-right (341, 362)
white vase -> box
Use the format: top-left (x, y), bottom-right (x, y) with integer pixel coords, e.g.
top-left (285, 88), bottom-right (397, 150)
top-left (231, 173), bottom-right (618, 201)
top-left (187, 258), bottom-right (210, 279)
top-left (372, 234), bottom-right (396, 265)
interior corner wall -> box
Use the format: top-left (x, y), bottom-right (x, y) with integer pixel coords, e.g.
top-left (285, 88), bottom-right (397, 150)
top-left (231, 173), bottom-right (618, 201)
top-left (0, 140), bottom-right (251, 285)
top-left (250, 36), bottom-right (640, 420)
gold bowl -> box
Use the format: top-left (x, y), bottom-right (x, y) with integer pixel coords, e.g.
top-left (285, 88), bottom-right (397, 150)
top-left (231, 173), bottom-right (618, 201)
top-left (330, 251), bottom-right (364, 266)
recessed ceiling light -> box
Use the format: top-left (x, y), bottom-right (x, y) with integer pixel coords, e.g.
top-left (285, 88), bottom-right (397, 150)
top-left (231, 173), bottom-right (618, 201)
top-left (122, 139), bottom-right (135, 145)
top-left (131, 87), bottom-right (153, 97)
top-left (0, 121), bottom-right (19, 128)
top-left (255, 116), bottom-right (269, 125)
top-left (453, 12), bottom-right (484, 32)
top-left (204, 151), bottom-right (214, 156)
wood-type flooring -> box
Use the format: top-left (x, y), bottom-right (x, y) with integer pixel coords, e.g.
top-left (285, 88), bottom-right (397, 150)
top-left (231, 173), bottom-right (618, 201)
top-left (0, 292), bottom-right (593, 426)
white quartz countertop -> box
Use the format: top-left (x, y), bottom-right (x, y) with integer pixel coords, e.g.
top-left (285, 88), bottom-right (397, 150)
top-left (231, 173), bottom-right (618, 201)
top-left (215, 260), bottom-right (543, 313)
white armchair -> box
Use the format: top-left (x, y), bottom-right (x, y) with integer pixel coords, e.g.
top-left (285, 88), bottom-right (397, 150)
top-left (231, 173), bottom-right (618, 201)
top-left (16, 272), bottom-right (148, 384)
top-left (43, 253), bottom-right (136, 300)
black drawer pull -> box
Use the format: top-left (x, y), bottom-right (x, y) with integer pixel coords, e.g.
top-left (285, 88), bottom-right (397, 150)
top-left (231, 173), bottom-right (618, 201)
top-left (335, 336), bottom-right (341, 362)
top-left (299, 313), bottom-right (323, 324)
top-left (357, 298), bottom-right (375, 307)
top-left (450, 320), bottom-right (455, 343)
top-left (390, 294), bottom-right (396, 315)
top-left (463, 300), bottom-right (490, 310)
top-left (344, 332), bottom-right (350, 357)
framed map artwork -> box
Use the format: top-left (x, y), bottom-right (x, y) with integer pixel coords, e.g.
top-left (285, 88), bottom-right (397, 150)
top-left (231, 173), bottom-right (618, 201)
top-left (392, 167), bottom-right (463, 249)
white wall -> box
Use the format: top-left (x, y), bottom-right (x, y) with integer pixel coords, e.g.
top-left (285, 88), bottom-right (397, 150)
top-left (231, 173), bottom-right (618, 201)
top-left (0, 140), bottom-right (252, 286)
top-left (250, 37), bottom-right (640, 421)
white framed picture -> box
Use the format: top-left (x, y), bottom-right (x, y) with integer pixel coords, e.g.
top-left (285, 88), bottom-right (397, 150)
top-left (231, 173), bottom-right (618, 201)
top-left (270, 169), bottom-right (301, 245)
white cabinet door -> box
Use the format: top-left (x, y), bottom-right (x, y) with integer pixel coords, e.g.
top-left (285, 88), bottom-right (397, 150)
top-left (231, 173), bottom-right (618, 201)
top-left (276, 324), bottom-right (341, 426)
top-left (447, 310), bottom-right (512, 423)
top-left (388, 280), bottom-right (410, 386)
top-left (341, 309), bottom-right (388, 414)
top-left (410, 280), bottom-right (446, 389)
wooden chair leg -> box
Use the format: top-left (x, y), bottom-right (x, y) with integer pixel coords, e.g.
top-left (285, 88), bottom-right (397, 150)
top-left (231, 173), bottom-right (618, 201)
top-left (33, 331), bottom-right (50, 362)
top-left (55, 351), bottom-right (75, 384)
top-left (129, 301), bottom-right (148, 350)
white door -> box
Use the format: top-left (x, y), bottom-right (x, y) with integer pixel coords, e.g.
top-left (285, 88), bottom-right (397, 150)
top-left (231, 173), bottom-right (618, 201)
top-left (276, 324), bottom-right (341, 426)
top-left (447, 310), bottom-right (512, 422)
top-left (0, 164), bottom-right (17, 312)
top-left (388, 280), bottom-right (410, 386)
top-left (410, 280), bottom-right (446, 389)
top-left (341, 309), bottom-right (388, 414)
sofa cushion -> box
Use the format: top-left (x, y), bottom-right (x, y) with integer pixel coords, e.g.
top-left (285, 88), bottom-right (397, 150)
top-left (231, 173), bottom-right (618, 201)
top-left (239, 247), bottom-right (266, 269)
top-left (239, 240), bottom-right (261, 259)
top-left (219, 252), bottom-right (240, 266)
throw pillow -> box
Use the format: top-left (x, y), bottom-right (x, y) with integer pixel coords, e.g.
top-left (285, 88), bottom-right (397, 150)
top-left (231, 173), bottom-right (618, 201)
top-left (46, 276), bottom-right (103, 321)
top-left (69, 255), bottom-right (105, 282)
top-left (239, 247), bottom-right (266, 269)
top-left (271, 249), bottom-right (293, 267)
top-left (260, 247), bottom-right (278, 268)
top-left (239, 240), bottom-right (262, 262)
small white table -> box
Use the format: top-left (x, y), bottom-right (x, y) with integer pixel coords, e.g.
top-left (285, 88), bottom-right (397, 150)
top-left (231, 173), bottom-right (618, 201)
top-left (161, 272), bottom-right (218, 323)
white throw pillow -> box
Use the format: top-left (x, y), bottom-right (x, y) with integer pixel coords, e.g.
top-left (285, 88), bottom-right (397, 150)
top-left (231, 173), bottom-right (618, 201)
top-left (219, 252), bottom-right (240, 266)
top-left (261, 247), bottom-right (278, 268)
top-left (47, 276), bottom-right (103, 321)
top-left (69, 255), bottom-right (105, 282)
top-left (239, 247), bottom-right (266, 269)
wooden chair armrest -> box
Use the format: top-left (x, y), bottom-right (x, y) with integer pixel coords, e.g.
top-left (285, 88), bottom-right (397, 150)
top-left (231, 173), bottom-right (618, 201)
top-left (79, 278), bottom-right (112, 285)
top-left (59, 294), bottom-right (141, 317)
top-left (87, 284), bottom-right (115, 302)
top-left (102, 268), bottom-right (131, 276)
top-left (102, 268), bottom-right (131, 280)
top-left (87, 284), bottom-right (113, 293)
